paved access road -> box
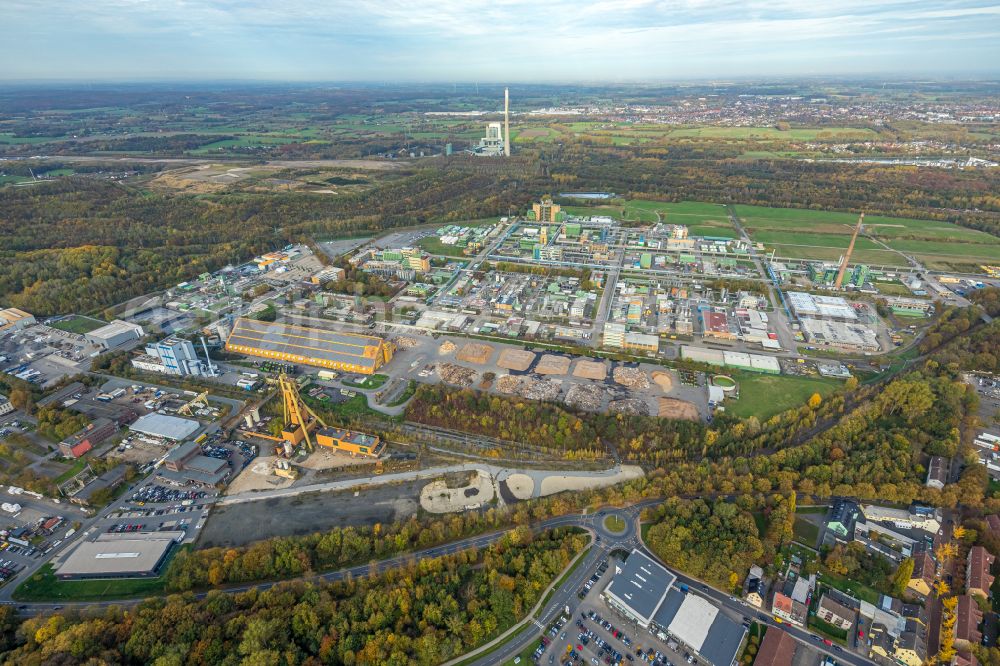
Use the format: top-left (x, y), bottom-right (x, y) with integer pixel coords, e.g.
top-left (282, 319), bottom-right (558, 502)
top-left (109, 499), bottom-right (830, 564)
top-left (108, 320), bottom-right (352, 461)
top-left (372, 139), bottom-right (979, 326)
top-left (7, 500), bottom-right (876, 666)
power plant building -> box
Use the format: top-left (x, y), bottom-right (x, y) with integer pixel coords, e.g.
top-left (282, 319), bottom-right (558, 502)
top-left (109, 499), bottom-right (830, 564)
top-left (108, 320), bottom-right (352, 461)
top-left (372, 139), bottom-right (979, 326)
top-left (225, 318), bottom-right (393, 375)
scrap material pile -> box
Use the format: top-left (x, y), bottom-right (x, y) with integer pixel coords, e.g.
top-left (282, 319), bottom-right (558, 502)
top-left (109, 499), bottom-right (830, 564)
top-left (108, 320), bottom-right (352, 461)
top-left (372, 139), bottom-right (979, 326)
top-left (438, 363), bottom-right (477, 386)
top-left (572, 360), bottom-right (607, 380)
top-left (535, 354), bottom-right (571, 375)
top-left (438, 340), bottom-right (457, 355)
top-left (609, 398), bottom-right (650, 416)
top-left (565, 383), bottom-right (605, 411)
top-left (497, 348), bottom-right (535, 371)
top-left (456, 342), bottom-right (494, 365)
top-left (495, 375), bottom-right (521, 394)
top-left (519, 377), bottom-right (562, 401)
top-left (394, 337), bottom-right (420, 350)
top-left (612, 366), bottom-right (650, 389)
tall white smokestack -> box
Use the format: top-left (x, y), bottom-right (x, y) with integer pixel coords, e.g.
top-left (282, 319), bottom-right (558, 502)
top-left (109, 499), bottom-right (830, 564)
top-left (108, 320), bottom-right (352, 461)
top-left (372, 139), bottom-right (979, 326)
top-left (504, 87), bottom-right (510, 157)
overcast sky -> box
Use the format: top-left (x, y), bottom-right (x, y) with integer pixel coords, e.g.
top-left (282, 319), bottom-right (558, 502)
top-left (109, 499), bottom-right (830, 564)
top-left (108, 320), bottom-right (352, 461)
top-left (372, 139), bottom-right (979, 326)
top-left (3, 0), bottom-right (999, 81)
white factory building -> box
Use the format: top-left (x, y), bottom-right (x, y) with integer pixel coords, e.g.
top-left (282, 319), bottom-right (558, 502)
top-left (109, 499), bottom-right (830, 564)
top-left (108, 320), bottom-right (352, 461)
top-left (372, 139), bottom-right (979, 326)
top-left (131, 337), bottom-right (211, 376)
top-left (128, 413), bottom-right (201, 442)
top-left (85, 320), bottom-right (144, 350)
top-left (787, 292), bottom-right (858, 321)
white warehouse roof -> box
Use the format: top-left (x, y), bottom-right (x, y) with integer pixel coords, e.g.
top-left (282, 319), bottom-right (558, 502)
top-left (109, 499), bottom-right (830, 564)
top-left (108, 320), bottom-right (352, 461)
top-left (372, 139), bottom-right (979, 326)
top-left (129, 413), bottom-right (200, 441)
top-left (668, 594), bottom-right (717, 652)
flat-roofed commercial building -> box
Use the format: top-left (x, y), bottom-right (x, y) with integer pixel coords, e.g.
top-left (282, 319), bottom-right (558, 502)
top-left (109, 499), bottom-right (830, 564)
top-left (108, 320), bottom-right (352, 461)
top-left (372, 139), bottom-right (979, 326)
top-left (315, 427), bottom-right (384, 458)
top-left (602, 549), bottom-right (676, 628)
top-left (56, 531), bottom-right (183, 579)
top-left (0, 308), bottom-right (35, 334)
top-left (129, 413), bottom-right (200, 441)
top-left (225, 318), bottom-right (393, 375)
top-left (787, 292), bottom-right (858, 321)
top-left (652, 589), bottom-right (748, 666)
top-left (85, 319), bottom-right (144, 350)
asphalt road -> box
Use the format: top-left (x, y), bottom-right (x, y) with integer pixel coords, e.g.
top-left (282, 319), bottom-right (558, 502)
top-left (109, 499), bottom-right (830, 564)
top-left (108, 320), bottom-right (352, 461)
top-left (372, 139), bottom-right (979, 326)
top-left (7, 500), bottom-right (877, 666)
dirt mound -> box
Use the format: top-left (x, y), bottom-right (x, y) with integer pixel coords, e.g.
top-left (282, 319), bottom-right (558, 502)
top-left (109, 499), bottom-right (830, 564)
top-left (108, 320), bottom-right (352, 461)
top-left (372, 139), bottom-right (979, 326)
top-left (498, 348), bottom-right (535, 371)
top-left (612, 366), bottom-right (650, 389)
top-left (573, 359), bottom-right (607, 380)
top-left (658, 397), bottom-right (700, 421)
top-left (535, 355), bottom-right (571, 375)
top-left (438, 340), bottom-right (457, 355)
top-left (651, 371), bottom-right (674, 392)
top-left (438, 363), bottom-right (477, 386)
top-left (456, 342), bottom-right (494, 365)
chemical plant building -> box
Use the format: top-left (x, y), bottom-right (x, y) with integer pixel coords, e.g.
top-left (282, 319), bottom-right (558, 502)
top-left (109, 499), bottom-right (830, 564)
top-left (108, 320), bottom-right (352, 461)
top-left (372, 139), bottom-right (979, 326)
top-left (129, 413), bottom-right (201, 442)
top-left (225, 318), bottom-right (393, 375)
top-left (56, 531), bottom-right (183, 580)
top-left (602, 550), bottom-right (746, 666)
top-left (131, 337), bottom-right (212, 376)
top-left (84, 319), bottom-right (144, 350)
top-left (602, 323), bottom-right (659, 353)
top-left (786, 291), bottom-right (880, 352)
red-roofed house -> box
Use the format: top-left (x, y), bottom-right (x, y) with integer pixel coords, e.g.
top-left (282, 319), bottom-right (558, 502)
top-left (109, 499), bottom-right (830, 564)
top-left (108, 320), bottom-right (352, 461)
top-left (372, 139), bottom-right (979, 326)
top-left (754, 627), bottom-right (796, 666)
top-left (967, 546), bottom-right (995, 599)
top-left (955, 595), bottom-right (983, 650)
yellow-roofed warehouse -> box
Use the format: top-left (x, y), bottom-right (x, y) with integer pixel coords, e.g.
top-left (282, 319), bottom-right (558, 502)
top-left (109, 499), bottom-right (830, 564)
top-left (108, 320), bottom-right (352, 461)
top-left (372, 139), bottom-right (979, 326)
top-left (225, 318), bottom-right (393, 374)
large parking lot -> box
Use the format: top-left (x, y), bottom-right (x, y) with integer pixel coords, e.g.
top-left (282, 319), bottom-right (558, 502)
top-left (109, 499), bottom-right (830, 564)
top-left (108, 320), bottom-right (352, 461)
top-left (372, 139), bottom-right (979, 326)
top-left (532, 554), bottom-right (753, 666)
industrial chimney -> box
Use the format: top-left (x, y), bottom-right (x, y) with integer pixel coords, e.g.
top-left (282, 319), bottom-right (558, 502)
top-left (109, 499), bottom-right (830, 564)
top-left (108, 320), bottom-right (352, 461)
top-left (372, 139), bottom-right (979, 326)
top-left (504, 87), bottom-right (511, 157)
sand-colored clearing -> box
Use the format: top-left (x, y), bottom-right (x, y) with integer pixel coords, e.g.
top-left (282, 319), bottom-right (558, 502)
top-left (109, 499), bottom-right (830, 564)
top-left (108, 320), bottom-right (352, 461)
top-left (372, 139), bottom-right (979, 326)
top-left (538, 466), bottom-right (645, 495)
top-left (505, 473), bottom-right (535, 500)
top-left (420, 471), bottom-right (495, 513)
top-left (573, 359), bottom-right (607, 380)
top-left (226, 456), bottom-right (296, 494)
top-left (651, 370), bottom-right (674, 392)
top-left (658, 397), bottom-right (700, 421)
top-left (498, 348), bottom-right (535, 371)
top-left (456, 342), bottom-right (494, 365)
top-left (536, 354), bottom-right (571, 375)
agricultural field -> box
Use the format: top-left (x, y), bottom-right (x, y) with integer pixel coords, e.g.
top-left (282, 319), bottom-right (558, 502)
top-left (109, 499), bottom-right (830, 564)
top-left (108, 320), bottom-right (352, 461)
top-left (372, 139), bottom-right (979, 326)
top-left (735, 204), bottom-right (1000, 270)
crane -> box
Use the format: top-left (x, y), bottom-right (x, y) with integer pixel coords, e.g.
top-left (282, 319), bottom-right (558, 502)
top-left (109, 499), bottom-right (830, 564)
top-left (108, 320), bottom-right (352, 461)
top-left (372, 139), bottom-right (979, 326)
top-left (178, 391), bottom-right (210, 416)
top-left (834, 213), bottom-right (865, 290)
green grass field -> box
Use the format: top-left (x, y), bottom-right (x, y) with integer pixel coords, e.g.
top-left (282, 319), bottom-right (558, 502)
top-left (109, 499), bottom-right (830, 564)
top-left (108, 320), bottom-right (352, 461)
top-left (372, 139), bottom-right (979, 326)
top-left (563, 200), bottom-right (740, 237)
top-left (14, 561), bottom-right (170, 602)
top-left (736, 204), bottom-right (1000, 267)
top-left (792, 517), bottom-right (820, 546)
top-left (48, 315), bottom-right (107, 334)
top-left (603, 515), bottom-right (626, 532)
top-left (417, 235), bottom-right (472, 257)
top-left (727, 372), bottom-right (840, 419)
top-left (342, 374), bottom-right (389, 389)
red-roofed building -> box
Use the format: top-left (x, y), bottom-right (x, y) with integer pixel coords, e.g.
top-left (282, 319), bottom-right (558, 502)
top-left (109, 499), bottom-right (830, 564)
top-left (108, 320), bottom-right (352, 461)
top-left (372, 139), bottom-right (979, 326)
top-left (955, 595), bottom-right (983, 650)
top-left (754, 627), bottom-right (796, 666)
top-left (702, 311), bottom-right (735, 340)
top-left (986, 514), bottom-right (1000, 536)
top-left (967, 546), bottom-right (995, 598)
